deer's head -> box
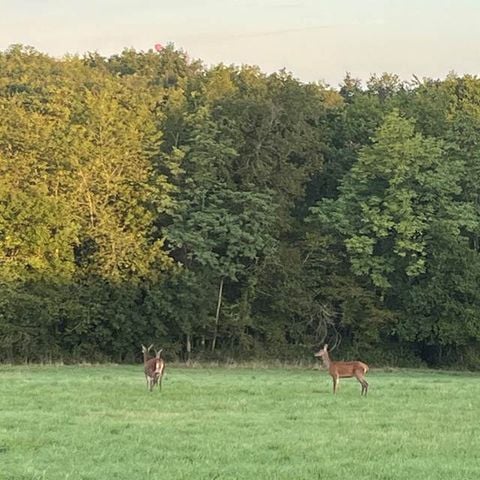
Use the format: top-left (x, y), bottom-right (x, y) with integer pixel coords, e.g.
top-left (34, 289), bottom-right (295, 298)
top-left (141, 344), bottom-right (154, 354)
top-left (314, 344), bottom-right (329, 359)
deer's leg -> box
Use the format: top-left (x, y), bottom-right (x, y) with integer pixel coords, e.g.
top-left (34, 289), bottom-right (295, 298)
top-left (356, 375), bottom-right (364, 395)
top-left (332, 376), bottom-right (339, 394)
top-left (355, 374), bottom-right (362, 395)
top-left (355, 372), bottom-right (368, 396)
top-left (158, 367), bottom-right (165, 391)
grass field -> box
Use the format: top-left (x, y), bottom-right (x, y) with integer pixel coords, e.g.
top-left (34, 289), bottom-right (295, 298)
top-left (0, 365), bottom-right (479, 480)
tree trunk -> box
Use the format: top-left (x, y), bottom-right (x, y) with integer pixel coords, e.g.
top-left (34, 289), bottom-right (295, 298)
top-left (211, 276), bottom-right (224, 352)
top-left (186, 333), bottom-right (191, 364)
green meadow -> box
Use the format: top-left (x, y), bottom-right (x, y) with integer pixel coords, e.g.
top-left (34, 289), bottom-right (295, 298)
top-left (0, 365), bottom-right (479, 480)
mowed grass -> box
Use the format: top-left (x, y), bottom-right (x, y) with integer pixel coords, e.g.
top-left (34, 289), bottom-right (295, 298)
top-left (0, 365), bottom-right (479, 480)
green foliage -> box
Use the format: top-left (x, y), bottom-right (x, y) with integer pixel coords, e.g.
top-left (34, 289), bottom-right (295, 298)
top-left (396, 233), bottom-right (480, 359)
top-left (0, 45), bottom-right (480, 366)
top-left (167, 188), bottom-right (277, 279)
top-left (311, 111), bottom-right (469, 289)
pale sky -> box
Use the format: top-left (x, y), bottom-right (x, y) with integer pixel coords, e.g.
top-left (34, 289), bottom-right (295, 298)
top-left (1, 0), bottom-right (480, 86)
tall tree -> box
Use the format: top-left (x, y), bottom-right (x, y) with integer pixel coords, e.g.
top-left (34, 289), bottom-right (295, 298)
top-left (310, 110), bottom-right (469, 290)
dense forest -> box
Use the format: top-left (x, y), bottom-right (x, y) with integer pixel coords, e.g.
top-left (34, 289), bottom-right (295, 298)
top-left (1, 44), bottom-right (480, 367)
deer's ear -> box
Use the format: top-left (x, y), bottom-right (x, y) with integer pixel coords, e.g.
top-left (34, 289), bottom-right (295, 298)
top-left (324, 344), bottom-right (328, 350)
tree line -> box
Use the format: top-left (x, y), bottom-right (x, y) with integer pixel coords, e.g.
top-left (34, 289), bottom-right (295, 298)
top-left (1, 44), bottom-right (479, 367)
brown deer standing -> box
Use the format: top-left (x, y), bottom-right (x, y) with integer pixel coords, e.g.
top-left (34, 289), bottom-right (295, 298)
top-left (314, 344), bottom-right (369, 396)
top-left (141, 344), bottom-right (154, 390)
top-left (141, 345), bottom-right (166, 392)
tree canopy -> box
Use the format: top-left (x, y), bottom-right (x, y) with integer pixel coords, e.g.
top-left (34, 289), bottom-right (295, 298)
top-left (1, 45), bottom-right (480, 367)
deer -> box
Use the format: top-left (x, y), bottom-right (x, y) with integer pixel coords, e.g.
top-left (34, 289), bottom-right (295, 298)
top-left (314, 344), bottom-right (369, 396)
top-left (141, 345), bottom-right (166, 392)
top-left (141, 344), bottom-right (154, 390)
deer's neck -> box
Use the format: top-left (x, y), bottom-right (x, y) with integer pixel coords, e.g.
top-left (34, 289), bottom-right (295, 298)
top-left (322, 352), bottom-right (332, 369)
